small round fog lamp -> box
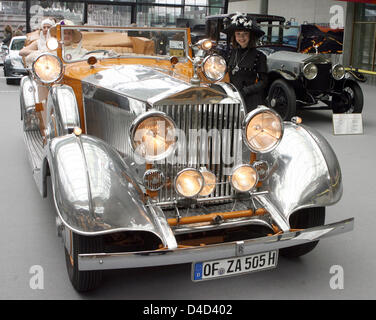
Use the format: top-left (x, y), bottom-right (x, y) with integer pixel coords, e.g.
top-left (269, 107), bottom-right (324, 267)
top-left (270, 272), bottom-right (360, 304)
top-left (231, 164), bottom-right (258, 193)
top-left (199, 170), bottom-right (216, 196)
top-left (175, 168), bottom-right (204, 198)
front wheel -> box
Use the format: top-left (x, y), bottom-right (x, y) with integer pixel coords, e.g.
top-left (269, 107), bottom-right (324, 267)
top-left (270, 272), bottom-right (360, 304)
top-left (64, 232), bottom-right (104, 292)
top-left (280, 207), bottom-right (326, 258)
top-left (267, 79), bottom-right (297, 120)
top-left (333, 81), bottom-right (363, 114)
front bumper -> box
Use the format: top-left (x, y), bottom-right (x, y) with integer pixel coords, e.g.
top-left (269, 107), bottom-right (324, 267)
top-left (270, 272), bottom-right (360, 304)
top-left (78, 218), bottom-right (354, 271)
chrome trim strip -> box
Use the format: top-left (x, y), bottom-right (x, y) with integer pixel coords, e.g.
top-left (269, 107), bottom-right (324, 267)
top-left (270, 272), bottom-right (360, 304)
top-left (172, 218), bottom-right (273, 235)
top-left (78, 218), bottom-right (354, 271)
top-left (147, 202), bottom-right (177, 249)
top-left (151, 191), bottom-right (269, 207)
top-left (254, 194), bottom-right (290, 232)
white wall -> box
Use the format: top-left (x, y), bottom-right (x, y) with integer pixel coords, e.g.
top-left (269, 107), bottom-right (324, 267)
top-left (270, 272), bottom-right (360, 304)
top-left (228, 0), bottom-right (347, 25)
top-left (268, 0), bottom-right (346, 25)
top-left (228, 0), bottom-right (260, 14)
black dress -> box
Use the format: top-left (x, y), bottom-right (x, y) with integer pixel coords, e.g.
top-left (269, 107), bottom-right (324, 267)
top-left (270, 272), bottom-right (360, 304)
top-left (227, 47), bottom-right (268, 112)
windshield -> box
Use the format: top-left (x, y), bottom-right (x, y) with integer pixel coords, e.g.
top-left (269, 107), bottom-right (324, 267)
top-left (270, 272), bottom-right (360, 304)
top-left (11, 38), bottom-right (25, 51)
top-left (60, 26), bottom-right (188, 63)
top-left (259, 23), bottom-right (299, 47)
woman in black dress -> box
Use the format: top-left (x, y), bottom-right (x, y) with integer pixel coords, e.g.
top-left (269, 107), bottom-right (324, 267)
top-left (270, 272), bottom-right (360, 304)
top-left (224, 14), bottom-right (268, 112)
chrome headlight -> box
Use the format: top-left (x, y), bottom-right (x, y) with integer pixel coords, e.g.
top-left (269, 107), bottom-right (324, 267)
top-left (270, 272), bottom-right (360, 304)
top-left (197, 39), bottom-right (214, 51)
top-left (199, 169), bottom-right (217, 196)
top-left (242, 106), bottom-right (284, 153)
top-left (202, 54), bottom-right (227, 82)
top-left (332, 63), bottom-right (345, 80)
top-left (231, 164), bottom-right (258, 193)
top-left (175, 168), bottom-right (204, 198)
top-left (32, 53), bottom-right (63, 84)
top-left (303, 62), bottom-right (318, 80)
top-left (130, 111), bottom-right (177, 161)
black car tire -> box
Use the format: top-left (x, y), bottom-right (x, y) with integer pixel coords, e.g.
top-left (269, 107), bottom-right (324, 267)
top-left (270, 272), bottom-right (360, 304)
top-left (64, 232), bottom-right (103, 292)
top-left (268, 79), bottom-right (296, 120)
top-left (280, 207), bottom-right (325, 258)
top-left (332, 81), bottom-right (363, 114)
top-left (343, 81), bottom-right (363, 114)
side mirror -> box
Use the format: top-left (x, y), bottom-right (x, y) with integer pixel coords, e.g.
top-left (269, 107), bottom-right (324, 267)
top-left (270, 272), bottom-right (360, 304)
top-left (1, 45), bottom-right (9, 55)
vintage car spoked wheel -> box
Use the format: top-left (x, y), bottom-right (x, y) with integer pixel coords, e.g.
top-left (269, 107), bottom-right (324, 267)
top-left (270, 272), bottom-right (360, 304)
top-left (268, 79), bottom-right (296, 120)
top-left (64, 232), bottom-right (104, 292)
top-left (332, 81), bottom-right (363, 114)
top-left (280, 207), bottom-right (325, 258)
top-left (343, 82), bottom-right (363, 114)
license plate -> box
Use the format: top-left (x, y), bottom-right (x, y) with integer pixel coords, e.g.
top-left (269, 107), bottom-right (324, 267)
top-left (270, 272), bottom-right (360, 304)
top-left (192, 250), bottom-right (278, 281)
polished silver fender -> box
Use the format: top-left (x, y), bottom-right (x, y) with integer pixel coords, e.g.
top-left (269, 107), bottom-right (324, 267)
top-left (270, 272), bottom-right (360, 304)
top-left (22, 83), bottom-right (82, 197)
top-left (269, 69), bottom-right (298, 81)
top-left (47, 133), bottom-right (177, 249)
top-left (255, 122), bottom-right (342, 231)
top-left (345, 70), bottom-right (366, 83)
top-left (45, 84), bottom-right (81, 138)
top-left (20, 76), bottom-right (39, 131)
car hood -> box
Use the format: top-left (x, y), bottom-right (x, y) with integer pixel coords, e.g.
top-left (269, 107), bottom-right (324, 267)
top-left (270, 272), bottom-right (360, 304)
top-left (8, 50), bottom-right (22, 60)
top-left (81, 64), bottom-right (236, 106)
top-left (267, 51), bottom-right (330, 70)
top-left (82, 64), bottom-right (190, 103)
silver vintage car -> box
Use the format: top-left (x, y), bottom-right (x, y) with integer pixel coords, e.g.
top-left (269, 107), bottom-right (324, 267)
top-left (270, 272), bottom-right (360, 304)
top-left (20, 23), bottom-right (353, 291)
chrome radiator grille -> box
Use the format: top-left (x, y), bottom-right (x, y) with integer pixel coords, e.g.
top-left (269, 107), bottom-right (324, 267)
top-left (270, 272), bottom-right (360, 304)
top-left (155, 103), bottom-right (243, 203)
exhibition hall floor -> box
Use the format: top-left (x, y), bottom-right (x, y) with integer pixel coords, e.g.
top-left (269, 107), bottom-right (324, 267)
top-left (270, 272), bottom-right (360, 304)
top-left (0, 75), bottom-right (375, 300)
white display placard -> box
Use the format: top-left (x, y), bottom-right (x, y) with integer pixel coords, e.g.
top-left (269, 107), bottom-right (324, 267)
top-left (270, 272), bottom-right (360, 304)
top-left (332, 113), bottom-right (363, 135)
top-left (169, 40), bottom-right (184, 49)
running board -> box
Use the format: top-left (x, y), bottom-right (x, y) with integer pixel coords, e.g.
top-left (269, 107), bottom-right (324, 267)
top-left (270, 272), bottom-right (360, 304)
top-left (23, 129), bottom-right (46, 197)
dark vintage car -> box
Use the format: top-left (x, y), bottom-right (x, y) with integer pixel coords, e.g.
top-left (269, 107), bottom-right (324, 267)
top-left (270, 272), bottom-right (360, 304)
top-left (3, 35), bottom-right (27, 84)
top-left (206, 13), bottom-right (366, 120)
top-left (20, 23), bottom-right (353, 291)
